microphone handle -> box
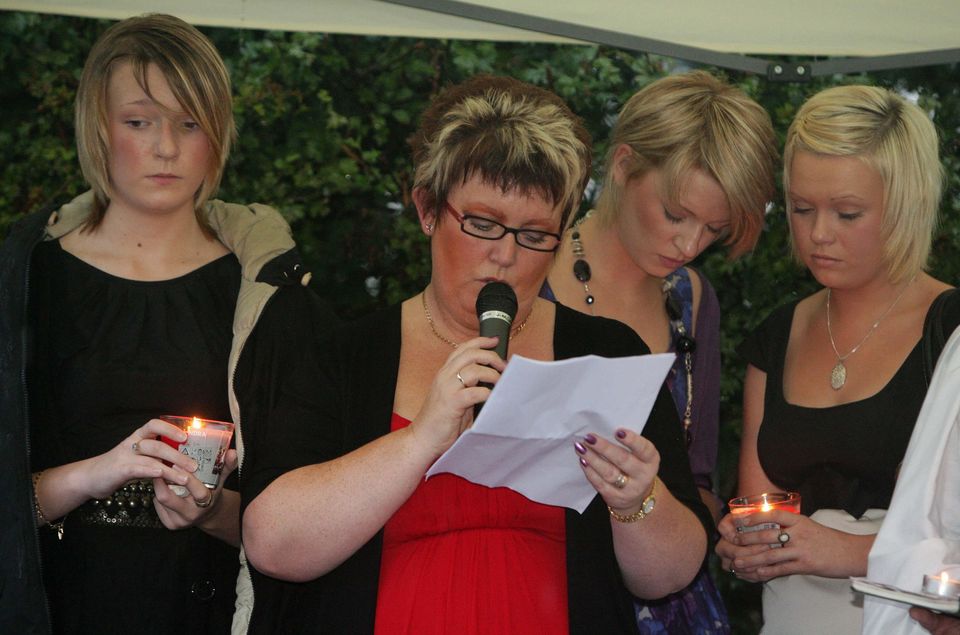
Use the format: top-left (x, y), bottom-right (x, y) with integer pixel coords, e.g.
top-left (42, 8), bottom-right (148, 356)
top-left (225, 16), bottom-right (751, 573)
top-left (475, 314), bottom-right (511, 418)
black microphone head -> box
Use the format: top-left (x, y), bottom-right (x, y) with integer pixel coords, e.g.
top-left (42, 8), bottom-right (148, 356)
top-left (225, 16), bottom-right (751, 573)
top-left (476, 281), bottom-right (518, 322)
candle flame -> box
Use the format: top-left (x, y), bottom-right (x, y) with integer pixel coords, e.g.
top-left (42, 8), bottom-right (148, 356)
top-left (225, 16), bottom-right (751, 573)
top-left (191, 417), bottom-right (203, 430)
top-left (761, 502), bottom-right (772, 512)
top-left (943, 572), bottom-right (950, 584)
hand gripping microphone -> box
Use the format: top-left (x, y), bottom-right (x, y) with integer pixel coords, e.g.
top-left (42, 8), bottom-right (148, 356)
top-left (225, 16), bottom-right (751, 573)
top-left (474, 281), bottom-right (518, 416)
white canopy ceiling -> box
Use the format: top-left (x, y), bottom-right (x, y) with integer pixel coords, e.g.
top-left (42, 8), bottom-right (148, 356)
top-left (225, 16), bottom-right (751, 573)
top-left (3, 0), bottom-right (959, 78)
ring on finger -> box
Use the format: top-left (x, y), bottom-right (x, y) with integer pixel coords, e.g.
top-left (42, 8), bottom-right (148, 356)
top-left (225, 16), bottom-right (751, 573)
top-left (612, 473), bottom-right (628, 489)
top-left (194, 491), bottom-right (214, 508)
top-left (131, 441), bottom-right (140, 453)
top-left (456, 371), bottom-right (466, 388)
top-left (778, 530), bottom-right (791, 545)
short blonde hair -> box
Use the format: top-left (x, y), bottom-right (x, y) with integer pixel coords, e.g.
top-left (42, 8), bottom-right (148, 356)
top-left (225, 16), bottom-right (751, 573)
top-left (75, 13), bottom-right (236, 230)
top-left (411, 74), bottom-right (592, 232)
top-left (784, 84), bottom-right (943, 282)
top-left (596, 70), bottom-right (778, 259)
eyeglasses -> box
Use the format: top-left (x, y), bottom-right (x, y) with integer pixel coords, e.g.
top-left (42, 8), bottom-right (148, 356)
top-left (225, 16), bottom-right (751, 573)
top-left (443, 202), bottom-right (562, 253)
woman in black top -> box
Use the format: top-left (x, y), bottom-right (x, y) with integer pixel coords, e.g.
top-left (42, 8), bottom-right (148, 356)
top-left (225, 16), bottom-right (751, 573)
top-left (0, 14), bottom-right (326, 634)
top-left (716, 85), bottom-right (956, 634)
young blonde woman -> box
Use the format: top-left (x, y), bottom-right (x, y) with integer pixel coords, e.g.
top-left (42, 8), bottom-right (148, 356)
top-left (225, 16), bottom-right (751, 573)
top-left (716, 85), bottom-right (958, 634)
top-left (0, 14), bottom-right (328, 633)
top-left (545, 70), bottom-right (778, 634)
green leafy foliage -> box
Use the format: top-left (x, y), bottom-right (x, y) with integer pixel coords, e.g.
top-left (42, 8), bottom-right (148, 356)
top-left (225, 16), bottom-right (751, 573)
top-left (2, 11), bottom-right (958, 632)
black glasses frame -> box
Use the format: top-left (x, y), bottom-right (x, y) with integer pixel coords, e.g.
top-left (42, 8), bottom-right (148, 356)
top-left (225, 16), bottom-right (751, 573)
top-left (442, 202), bottom-right (562, 253)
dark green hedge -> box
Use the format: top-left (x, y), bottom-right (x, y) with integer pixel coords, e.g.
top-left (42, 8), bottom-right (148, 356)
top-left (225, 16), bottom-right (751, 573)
top-left (2, 11), bottom-right (958, 633)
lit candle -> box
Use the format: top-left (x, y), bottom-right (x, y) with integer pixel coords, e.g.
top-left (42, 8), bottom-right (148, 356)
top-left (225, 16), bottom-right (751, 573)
top-left (160, 415), bottom-right (234, 490)
top-left (923, 571), bottom-right (960, 598)
top-left (728, 492), bottom-right (802, 546)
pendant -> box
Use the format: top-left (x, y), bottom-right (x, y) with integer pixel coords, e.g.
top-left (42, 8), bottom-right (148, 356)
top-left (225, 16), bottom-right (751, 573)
top-left (830, 361), bottom-right (847, 390)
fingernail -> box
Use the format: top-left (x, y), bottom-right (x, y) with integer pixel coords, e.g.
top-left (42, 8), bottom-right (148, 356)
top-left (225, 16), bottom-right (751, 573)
top-left (179, 474), bottom-right (189, 485)
top-left (579, 457), bottom-right (588, 467)
top-left (574, 442), bottom-right (587, 454)
top-left (584, 434), bottom-right (597, 445)
top-left (178, 432), bottom-right (188, 442)
top-left (190, 460), bottom-right (199, 472)
top-left (616, 429), bottom-right (627, 439)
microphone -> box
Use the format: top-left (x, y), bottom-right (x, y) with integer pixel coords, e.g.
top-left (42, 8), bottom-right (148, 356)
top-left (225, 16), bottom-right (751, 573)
top-left (476, 281), bottom-right (518, 360)
top-left (474, 281), bottom-right (517, 417)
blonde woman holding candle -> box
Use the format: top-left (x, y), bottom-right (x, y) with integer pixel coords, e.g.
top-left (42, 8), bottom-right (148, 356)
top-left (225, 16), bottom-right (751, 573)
top-left (715, 85), bottom-right (959, 634)
top-left (0, 14), bottom-right (329, 634)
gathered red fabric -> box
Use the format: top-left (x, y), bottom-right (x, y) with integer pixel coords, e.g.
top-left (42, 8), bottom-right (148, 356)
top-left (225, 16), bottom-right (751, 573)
top-left (375, 412), bottom-right (568, 634)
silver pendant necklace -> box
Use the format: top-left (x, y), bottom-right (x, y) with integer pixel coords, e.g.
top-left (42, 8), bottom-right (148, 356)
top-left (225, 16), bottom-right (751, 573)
top-left (825, 276), bottom-right (915, 390)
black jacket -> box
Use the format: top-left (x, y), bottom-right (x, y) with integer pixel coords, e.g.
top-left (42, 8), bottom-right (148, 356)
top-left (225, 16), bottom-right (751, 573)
top-left (0, 208), bottom-right (55, 634)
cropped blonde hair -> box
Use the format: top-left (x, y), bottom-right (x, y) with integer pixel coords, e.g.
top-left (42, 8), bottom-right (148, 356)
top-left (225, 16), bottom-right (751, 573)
top-left (784, 84), bottom-right (943, 282)
top-left (75, 13), bottom-right (236, 230)
top-left (596, 70), bottom-right (778, 259)
top-left (411, 74), bottom-right (592, 232)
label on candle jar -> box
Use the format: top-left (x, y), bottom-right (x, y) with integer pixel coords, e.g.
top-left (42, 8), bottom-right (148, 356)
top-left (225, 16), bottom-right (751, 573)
top-left (159, 416), bottom-right (234, 490)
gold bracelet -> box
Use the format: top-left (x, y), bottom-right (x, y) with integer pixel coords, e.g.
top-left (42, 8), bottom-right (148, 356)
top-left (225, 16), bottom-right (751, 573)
top-left (32, 471), bottom-right (66, 540)
top-left (608, 477), bottom-right (658, 523)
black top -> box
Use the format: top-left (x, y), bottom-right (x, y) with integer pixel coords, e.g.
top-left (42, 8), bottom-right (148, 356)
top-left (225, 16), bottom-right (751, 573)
top-left (242, 302), bottom-right (712, 635)
top-left (28, 240), bottom-right (241, 635)
top-left (739, 291), bottom-right (960, 518)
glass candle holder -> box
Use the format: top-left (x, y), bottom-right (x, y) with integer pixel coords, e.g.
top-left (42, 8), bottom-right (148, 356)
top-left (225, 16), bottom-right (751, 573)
top-left (728, 491), bottom-right (802, 547)
top-left (160, 415), bottom-right (233, 492)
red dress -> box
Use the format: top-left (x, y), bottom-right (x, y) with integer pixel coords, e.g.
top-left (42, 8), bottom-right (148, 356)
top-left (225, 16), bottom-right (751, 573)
top-left (375, 413), bottom-right (569, 634)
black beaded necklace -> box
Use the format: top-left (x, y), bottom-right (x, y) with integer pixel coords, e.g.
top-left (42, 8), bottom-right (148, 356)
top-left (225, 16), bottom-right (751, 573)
top-left (570, 212), bottom-right (697, 446)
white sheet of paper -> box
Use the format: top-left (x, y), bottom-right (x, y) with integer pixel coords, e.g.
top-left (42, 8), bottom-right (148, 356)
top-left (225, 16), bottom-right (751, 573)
top-left (425, 353), bottom-right (675, 512)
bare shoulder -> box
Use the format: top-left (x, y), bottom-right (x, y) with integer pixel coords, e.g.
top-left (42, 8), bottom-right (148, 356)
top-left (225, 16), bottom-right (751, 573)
top-left (917, 273), bottom-right (953, 303)
top-left (789, 289), bottom-right (827, 337)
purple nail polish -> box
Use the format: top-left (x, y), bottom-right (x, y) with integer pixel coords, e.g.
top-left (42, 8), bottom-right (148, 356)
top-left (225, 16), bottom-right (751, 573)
top-left (616, 429), bottom-right (627, 439)
top-left (579, 457), bottom-right (588, 467)
top-left (574, 442), bottom-right (587, 454)
top-left (584, 434), bottom-right (597, 445)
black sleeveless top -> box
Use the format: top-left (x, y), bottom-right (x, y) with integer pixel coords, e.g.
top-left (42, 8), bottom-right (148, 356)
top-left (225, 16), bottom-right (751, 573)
top-left (739, 291), bottom-right (960, 519)
top-left (28, 239), bottom-right (241, 635)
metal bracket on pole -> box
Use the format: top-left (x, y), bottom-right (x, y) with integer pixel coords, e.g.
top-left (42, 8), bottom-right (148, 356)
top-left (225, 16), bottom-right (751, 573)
top-left (767, 62), bottom-right (813, 82)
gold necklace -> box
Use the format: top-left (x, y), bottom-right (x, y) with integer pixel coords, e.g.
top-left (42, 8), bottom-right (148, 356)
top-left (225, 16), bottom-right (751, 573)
top-left (421, 291), bottom-right (530, 349)
top-left (826, 276), bottom-right (915, 390)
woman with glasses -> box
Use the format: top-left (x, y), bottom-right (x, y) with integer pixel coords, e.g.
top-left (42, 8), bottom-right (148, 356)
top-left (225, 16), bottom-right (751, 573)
top-left (544, 70), bottom-right (778, 634)
top-left (239, 74), bottom-right (712, 634)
